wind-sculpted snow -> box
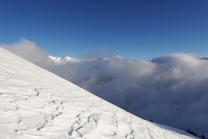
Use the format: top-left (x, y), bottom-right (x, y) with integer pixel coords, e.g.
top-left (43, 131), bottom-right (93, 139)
top-left (0, 48), bottom-right (197, 138)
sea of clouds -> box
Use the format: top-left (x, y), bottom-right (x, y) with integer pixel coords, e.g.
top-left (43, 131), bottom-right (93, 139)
top-left (1, 39), bottom-right (208, 136)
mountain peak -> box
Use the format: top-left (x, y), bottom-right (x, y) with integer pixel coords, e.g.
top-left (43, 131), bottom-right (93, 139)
top-left (49, 55), bottom-right (123, 64)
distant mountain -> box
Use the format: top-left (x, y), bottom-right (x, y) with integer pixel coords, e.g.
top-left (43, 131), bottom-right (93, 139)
top-left (49, 55), bottom-right (123, 64)
top-left (150, 55), bottom-right (208, 63)
top-left (199, 56), bottom-right (208, 61)
top-left (49, 56), bottom-right (80, 63)
top-left (0, 47), bottom-right (198, 138)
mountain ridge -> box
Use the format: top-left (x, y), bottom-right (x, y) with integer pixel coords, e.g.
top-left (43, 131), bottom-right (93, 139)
top-left (49, 55), bottom-right (123, 64)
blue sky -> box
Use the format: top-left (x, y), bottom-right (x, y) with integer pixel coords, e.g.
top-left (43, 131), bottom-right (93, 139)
top-left (0, 0), bottom-right (208, 59)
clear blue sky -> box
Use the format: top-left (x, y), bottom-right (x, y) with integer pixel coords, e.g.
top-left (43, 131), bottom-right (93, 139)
top-left (0, 0), bottom-right (208, 59)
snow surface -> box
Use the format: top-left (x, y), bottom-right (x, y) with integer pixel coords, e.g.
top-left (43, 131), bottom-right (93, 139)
top-left (0, 47), bottom-right (197, 139)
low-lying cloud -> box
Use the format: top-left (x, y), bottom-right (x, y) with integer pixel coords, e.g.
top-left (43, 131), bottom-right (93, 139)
top-left (1, 39), bottom-right (49, 66)
top-left (1, 39), bottom-right (208, 136)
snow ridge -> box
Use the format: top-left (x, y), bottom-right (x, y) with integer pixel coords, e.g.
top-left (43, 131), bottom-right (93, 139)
top-left (0, 47), bottom-right (197, 139)
top-left (49, 55), bottom-right (123, 64)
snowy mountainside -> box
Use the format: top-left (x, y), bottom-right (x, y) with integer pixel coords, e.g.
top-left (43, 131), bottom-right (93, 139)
top-left (0, 47), bottom-right (197, 139)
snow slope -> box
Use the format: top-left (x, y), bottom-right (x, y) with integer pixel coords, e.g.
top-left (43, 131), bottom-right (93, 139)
top-left (0, 47), bottom-right (197, 139)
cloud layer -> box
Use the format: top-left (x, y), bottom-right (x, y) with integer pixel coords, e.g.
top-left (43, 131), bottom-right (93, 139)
top-left (1, 39), bottom-right (208, 136)
top-left (1, 39), bottom-right (49, 66)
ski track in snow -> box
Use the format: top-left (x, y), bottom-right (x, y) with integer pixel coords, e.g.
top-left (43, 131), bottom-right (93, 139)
top-left (0, 47), bottom-right (198, 139)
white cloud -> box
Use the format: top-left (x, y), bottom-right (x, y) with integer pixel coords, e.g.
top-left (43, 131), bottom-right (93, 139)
top-left (1, 38), bottom-right (48, 66)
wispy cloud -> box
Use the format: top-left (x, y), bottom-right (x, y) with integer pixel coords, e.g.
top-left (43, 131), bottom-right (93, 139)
top-left (1, 39), bottom-right (208, 136)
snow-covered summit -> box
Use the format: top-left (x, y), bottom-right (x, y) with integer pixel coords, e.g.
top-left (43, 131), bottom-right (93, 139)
top-left (0, 47), bottom-right (197, 139)
top-left (49, 56), bottom-right (80, 63)
top-left (49, 55), bottom-right (123, 64)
